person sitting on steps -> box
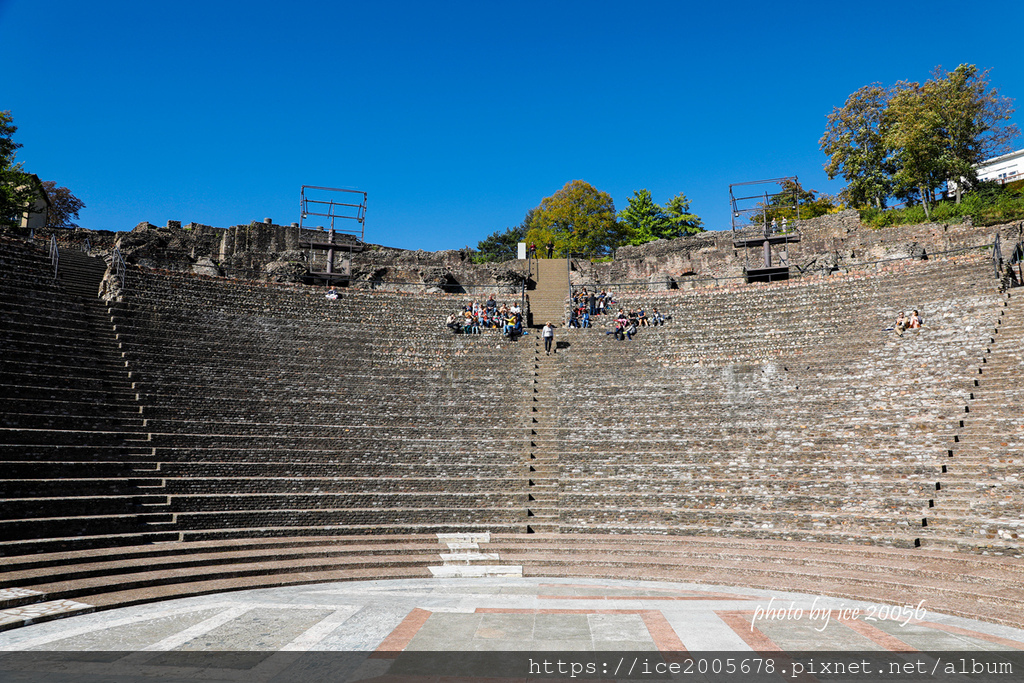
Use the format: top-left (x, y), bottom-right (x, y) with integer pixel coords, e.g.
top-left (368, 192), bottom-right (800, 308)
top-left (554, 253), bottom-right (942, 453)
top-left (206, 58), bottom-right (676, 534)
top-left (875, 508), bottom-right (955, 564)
top-left (894, 312), bottom-right (907, 337)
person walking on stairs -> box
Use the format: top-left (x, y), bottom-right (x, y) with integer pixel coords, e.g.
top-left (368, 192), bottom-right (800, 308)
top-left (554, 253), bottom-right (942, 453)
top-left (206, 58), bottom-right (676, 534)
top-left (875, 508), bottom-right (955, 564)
top-left (543, 321), bottom-right (555, 355)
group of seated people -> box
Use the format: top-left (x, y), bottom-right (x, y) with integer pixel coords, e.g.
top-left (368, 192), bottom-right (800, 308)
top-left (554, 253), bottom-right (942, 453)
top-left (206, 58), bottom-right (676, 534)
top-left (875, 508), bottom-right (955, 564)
top-left (893, 309), bottom-right (922, 336)
top-left (570, 287), bottom-right (617, 317)
top-left (604, 307), bottom-right (670, 340)
top-left (446, 295), bottom-right (527, 338)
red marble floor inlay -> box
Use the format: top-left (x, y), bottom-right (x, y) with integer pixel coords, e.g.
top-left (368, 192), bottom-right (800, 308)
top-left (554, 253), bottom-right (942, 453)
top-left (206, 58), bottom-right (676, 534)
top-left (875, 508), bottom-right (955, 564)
top-left (373, 608), bottom-right (433, 658)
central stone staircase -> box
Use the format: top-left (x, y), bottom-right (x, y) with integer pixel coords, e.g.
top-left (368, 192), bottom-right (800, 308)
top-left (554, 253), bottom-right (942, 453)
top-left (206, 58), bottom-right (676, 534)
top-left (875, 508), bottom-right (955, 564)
top-left (521, 257), bottom-right (568, 533)
top-left (528, 258), bottom-right (568, 327)
top-left (526, 334), bottom-right (561, 533)
top-left (428, 532), bottom-right (522, 577)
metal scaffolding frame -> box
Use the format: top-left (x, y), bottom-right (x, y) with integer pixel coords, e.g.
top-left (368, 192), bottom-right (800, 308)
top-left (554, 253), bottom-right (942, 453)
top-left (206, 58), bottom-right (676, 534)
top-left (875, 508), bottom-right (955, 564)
top-left (299, 186), bottom-right (367, 238)
top-left (729, 176), bottom-right (801, 232)
top-left (298, 186), bottom-right (368, 284)
top-left (729, 177), bottom-right (802, 283)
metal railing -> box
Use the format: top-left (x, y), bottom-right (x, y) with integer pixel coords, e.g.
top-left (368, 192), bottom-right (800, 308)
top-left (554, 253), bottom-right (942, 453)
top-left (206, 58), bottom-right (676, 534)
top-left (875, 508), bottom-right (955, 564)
top-left (111, 246), bottom-right (127, 292)
top-left (48, 235), bottom-right (59, 280)
top-left (522, 252), bottom-right (535, 314)
top-left (993, 234), bottom-right (1002, 279)
top-left (1010, 237), bottom-right (1024, 286)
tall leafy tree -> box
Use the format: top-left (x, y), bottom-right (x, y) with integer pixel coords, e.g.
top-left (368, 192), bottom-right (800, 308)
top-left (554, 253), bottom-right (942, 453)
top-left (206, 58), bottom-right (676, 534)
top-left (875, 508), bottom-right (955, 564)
top-left (883, 81), bottom-right (944, 219)
top-left (663, 192), bottom-right (704, 236)
top-left (41, 180), bottom-right (85, 229)
top-left (822, 64), bottom-right (1018, 215)
top-left (619, 189), bottom-right (668, 245)
top-left (820, 84), bottom-right (893, 209)
top-left (0, 111), bottom-right (37, 228)
top-left (525, 180), bottom-right (623, 257)
top-left (924, 64), bottom-right (1018, 203)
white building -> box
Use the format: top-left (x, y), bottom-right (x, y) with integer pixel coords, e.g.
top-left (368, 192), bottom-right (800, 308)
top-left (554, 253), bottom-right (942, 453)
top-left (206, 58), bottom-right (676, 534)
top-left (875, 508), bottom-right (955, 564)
top-left (976, 148), bottom-right (1024, 185)
top-left (947, 148), bottom-right (1024, 196)
top-left (11, 174), bottom-right (51, 230)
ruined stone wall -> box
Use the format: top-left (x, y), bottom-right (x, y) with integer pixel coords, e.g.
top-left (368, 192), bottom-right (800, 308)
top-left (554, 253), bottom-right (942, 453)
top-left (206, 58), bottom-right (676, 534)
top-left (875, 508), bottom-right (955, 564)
top-left (581, 210), bottom-right (1023, 289)
top-left (73, 220), bottom-right (528, 291)
top-left (15, 210), bottom-right (1023, 292)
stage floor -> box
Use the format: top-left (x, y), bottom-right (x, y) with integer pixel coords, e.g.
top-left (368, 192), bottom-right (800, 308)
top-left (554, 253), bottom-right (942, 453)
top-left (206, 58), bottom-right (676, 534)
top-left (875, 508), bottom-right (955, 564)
top-left (2, 577), bottom-right (1022, 681)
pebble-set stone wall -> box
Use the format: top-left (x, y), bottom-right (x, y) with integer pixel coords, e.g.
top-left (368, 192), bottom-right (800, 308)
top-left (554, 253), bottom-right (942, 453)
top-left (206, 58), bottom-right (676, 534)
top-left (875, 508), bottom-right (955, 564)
top-left (552, 254), bottom-right (1007, 550)
top-left (112, 268), bottom-right (533, 539)
top-left (2, 233), bottom-right (1019, 558)
top-left (0, 237), bottom-right (167, 553)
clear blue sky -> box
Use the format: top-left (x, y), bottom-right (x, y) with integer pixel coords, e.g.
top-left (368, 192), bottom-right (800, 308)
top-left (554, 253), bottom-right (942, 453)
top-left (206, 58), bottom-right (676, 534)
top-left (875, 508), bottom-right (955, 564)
top-left (3, 0), bottom-right (1021, 251)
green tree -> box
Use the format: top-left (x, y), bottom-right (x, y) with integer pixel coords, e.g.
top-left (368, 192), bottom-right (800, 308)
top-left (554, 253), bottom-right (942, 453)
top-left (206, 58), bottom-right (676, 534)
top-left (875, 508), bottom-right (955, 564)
top-left (0, 111), bottom-right (37, 228)
top-left (823, 64), bottom-right (1018, 217)
top-left (41, 180), bottom-right (86, 229)
top-left (525, 180), bottom-right (623, 257)
top-left (883, 81), bottom-right (944, 219)
top-left (924, 64), bottom-right (1018, 203)
top-left (820, 83), bottom-right (894, 209)
top-left (752, 179), bottom-right (838, 227)
top-left (475, 224), bottom-right (526, 263)
top-left (663, 192), bottom-right (704, 236)
top-left (619, 189), bottom-right (669, 245)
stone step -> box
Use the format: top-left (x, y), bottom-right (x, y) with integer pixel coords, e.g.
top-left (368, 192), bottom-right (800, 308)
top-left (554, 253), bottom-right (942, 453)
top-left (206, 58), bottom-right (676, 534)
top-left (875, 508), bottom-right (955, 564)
top-left (0, 598), bottom-right (95, 632)
top-left (436, 531), bottom-right (491, 544)
top-left (439, 552), bottom-right (500, 565)
top-left (427, 564), bottom-right (523, 578)
top-left (0, 587), bottom-right (47, 610)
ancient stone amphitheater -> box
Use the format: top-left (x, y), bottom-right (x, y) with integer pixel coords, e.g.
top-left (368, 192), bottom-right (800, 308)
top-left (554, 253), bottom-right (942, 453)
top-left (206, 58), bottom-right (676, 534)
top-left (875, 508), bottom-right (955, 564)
top-left (2, 229), bottom-right (1023, 639)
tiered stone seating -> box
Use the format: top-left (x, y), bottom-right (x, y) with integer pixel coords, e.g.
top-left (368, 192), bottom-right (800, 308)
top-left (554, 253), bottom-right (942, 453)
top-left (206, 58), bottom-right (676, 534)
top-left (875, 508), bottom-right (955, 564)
top-left (552, 255), bottom-right (1004, 548)
top-left (0, 237), bottom-right (175, 554)
top-left (923, 288), bottom-right (1024, 552)
top-left (3, 233), bottom-right (1023, 635)
top-left (110, 268), bottom-right (533, 540)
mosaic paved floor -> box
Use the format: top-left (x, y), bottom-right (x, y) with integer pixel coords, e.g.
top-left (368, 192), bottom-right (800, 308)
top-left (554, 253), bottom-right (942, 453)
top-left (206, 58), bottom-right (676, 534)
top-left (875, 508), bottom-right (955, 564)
top-left (1, 578), bottom-right (1022, 681)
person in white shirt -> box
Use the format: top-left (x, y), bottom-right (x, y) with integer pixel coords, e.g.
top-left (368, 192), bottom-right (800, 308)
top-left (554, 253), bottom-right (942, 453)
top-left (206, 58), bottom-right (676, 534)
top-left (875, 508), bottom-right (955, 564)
top-left (542, 322), bottom-right (555, 355)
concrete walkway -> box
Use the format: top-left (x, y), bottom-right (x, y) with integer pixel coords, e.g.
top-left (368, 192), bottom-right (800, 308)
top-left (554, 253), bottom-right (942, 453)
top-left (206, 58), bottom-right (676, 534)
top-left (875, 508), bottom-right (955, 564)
top-left (2, 577), bottom-right (1023, 681)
